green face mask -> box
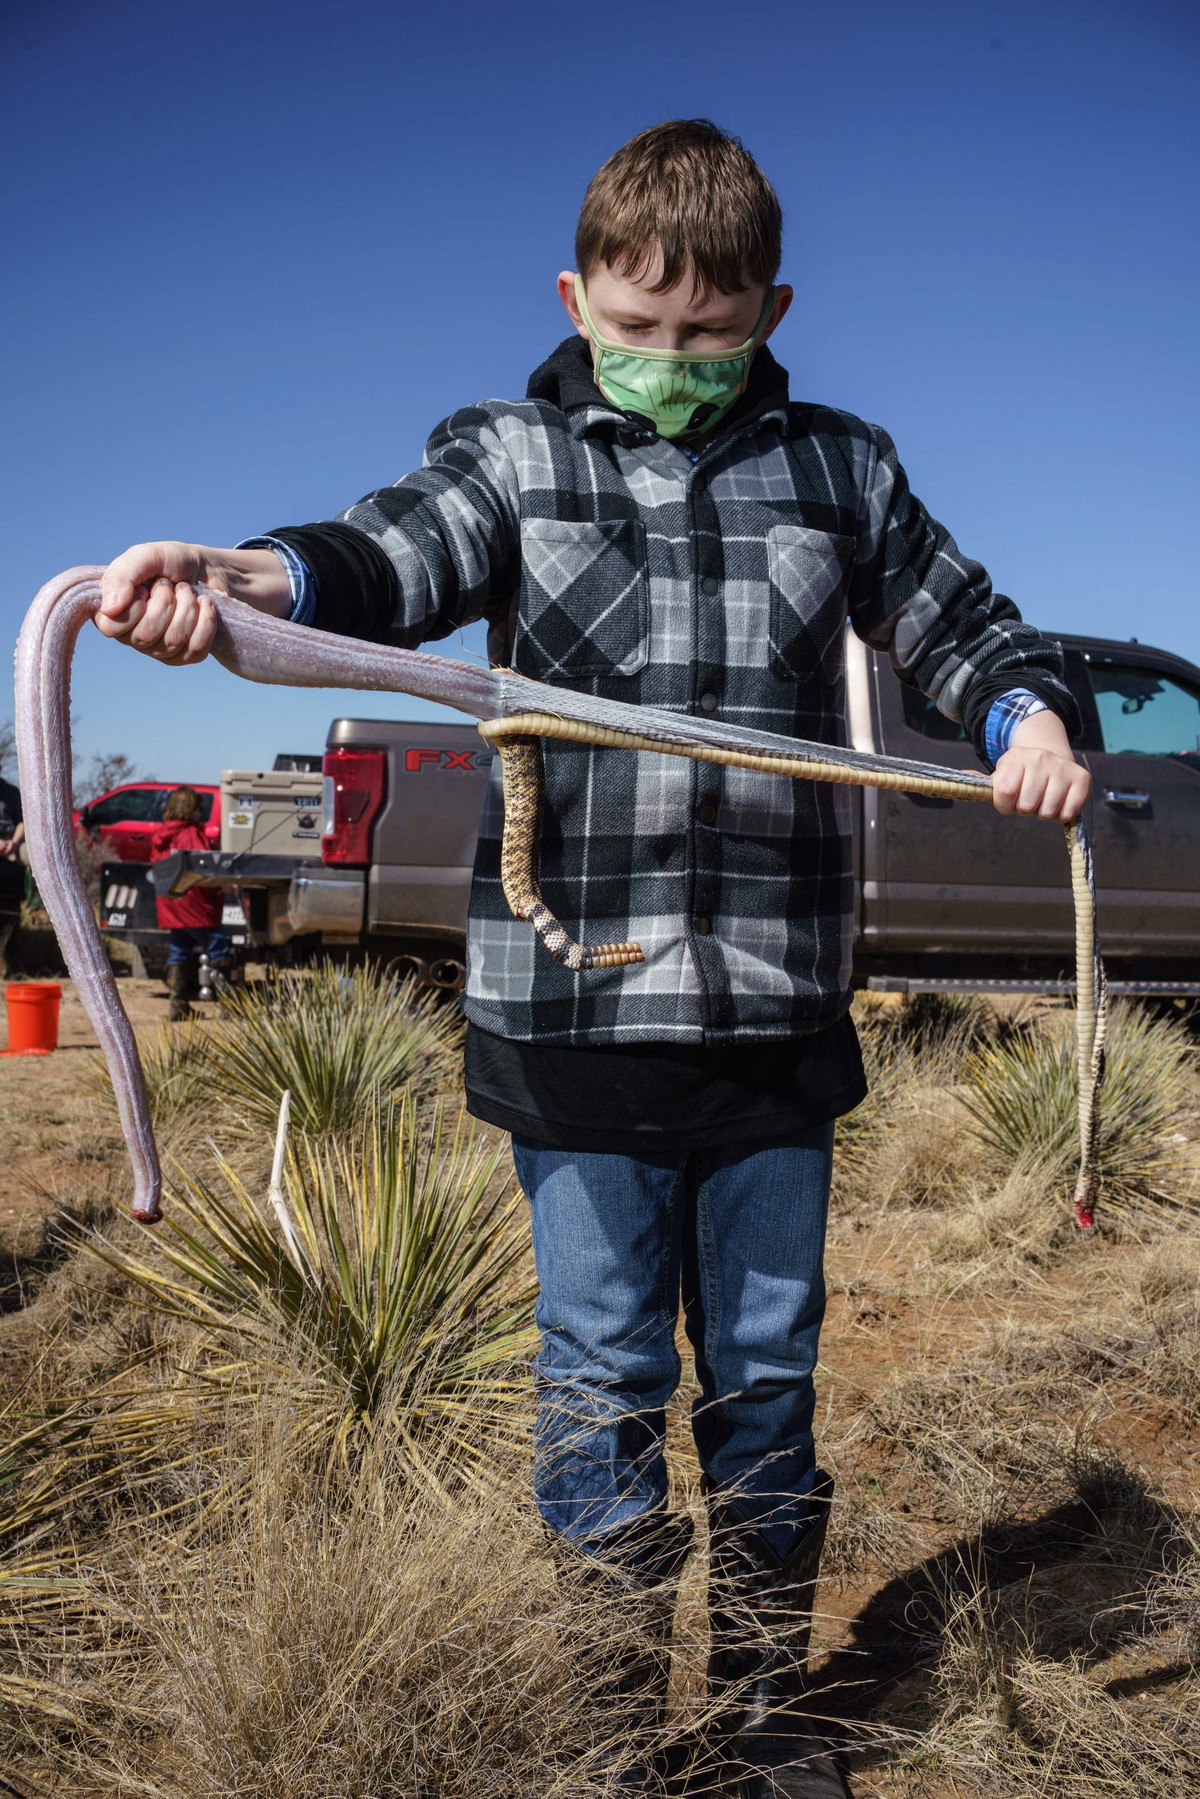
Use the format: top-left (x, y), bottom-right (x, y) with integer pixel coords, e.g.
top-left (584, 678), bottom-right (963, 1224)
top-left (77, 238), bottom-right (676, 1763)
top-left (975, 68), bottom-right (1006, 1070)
top-left (575, 275), bottom-right (776, 440)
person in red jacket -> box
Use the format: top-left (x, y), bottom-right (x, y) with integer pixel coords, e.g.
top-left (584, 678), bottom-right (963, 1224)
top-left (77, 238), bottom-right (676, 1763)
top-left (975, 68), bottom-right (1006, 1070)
top-left (151, 786), bottom-right (231, 1021)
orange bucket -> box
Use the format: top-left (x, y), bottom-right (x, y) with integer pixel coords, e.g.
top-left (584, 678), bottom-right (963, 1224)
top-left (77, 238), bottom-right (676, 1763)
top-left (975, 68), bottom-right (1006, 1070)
top-left (5, 982), bottom-right (61, 1054)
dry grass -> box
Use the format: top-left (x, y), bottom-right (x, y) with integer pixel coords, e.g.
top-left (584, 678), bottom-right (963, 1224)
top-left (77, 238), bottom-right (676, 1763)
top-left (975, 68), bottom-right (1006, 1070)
top-left (922, 1162), bottom-right (1071, 1272)
top-left (913, 1576), bottom-right (1200, 1798)
top-left (4, 980), bottom-right (1200, 1797)
top-left (6, 1394), bottom-right (691, 1797)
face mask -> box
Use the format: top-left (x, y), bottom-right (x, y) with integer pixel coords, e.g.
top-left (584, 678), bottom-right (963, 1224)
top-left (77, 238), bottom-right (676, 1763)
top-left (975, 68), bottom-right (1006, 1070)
top-left (575, 275), bottom-right (776, 440)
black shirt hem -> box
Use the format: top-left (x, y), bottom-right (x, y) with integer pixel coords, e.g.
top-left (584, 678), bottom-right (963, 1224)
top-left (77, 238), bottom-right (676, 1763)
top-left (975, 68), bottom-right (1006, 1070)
top-left (464, 1082), bottom-right (867, 1154)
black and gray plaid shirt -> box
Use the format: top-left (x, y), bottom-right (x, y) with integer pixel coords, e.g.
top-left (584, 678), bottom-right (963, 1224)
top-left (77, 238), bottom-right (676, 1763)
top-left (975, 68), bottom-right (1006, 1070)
top-left (271, 338), bottom-right (1078, 1046)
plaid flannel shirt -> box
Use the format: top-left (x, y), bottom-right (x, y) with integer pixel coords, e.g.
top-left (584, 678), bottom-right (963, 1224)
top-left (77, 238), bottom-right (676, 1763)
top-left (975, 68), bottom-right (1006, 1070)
top-left (268, 338), bottom-right (1078, 1046)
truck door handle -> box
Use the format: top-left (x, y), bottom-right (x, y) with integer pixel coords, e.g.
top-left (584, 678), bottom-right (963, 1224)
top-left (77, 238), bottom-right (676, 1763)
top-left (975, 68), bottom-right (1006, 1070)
top-left (1102, 788), bottom-right (1151, 810)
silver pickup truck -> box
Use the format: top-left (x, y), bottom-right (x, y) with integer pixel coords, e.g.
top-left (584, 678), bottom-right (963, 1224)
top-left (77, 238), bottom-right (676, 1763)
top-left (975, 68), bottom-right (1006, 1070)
top-left (103, 627), bottom-right (1200, 995)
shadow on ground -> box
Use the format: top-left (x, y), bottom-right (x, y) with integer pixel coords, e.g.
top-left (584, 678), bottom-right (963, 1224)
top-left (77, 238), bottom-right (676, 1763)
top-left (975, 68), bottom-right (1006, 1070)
top-left (811, 1471), bottom-right (1195, 1771)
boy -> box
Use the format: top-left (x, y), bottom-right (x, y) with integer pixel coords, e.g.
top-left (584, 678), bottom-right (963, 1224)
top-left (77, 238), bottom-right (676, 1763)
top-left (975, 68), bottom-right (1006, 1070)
top-left (97, 121), bottom-right (1088, 1798)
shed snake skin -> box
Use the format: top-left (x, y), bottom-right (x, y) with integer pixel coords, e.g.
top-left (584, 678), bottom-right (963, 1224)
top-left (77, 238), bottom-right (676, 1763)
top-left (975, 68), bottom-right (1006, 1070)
top-left (15, 567), bottom-right (1106, 1229)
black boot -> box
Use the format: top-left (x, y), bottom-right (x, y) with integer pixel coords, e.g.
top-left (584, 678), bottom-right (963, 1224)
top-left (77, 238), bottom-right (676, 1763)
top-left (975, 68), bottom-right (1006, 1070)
top-left (705, 1472), bottom-right (851, 1798)
top-left (553, 1509), bottom-right (693, 1793)
top-left (165, 963), bottom-right (193, 1023)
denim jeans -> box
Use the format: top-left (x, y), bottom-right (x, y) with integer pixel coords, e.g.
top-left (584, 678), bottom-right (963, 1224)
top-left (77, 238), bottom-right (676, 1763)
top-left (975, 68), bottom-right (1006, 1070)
top-left (511, 1126), bottom-right (835, 1565)
top-left (166, 926), bottom-right (231, 968)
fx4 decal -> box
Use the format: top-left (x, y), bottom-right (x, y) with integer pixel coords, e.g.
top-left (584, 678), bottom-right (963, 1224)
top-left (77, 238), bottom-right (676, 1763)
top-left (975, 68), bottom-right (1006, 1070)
top-left (403, 747), bottom-right (493, 773)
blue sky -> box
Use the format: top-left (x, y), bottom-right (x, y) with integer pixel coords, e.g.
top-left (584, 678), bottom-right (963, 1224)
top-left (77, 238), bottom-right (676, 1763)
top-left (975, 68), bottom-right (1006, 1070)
top-left (3, 0), bottom-right (1197, 788)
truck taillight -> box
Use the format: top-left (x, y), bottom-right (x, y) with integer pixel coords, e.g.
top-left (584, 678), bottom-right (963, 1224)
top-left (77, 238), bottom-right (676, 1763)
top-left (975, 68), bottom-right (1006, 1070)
top-left (321, 748), bottom-right (386, 865)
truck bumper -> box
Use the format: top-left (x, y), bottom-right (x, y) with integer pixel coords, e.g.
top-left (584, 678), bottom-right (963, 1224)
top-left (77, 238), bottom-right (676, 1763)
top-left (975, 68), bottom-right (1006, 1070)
top-left (286, 867), bottom-right (365, 940)
top-left (368, 863), bottom-right (472, 937)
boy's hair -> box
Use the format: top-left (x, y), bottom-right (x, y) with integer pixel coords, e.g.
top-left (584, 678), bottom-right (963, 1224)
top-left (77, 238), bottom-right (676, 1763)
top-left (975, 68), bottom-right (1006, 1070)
top-left (575, 119), bottom-right (782, 297)
top-left (163, 786), bottom-right (200, 821)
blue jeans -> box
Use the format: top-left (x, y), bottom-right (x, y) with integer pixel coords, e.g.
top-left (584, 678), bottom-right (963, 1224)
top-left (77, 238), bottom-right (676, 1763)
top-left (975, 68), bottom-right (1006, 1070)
top-left (166, 926), bottom-right (231, 968)
top-left (512, 1126), bottom-right (835, 1565)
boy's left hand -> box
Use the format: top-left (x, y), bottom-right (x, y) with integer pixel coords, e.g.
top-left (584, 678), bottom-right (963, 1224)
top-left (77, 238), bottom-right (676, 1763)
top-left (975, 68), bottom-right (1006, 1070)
top-left (992, 710), bottom-right (1091, 823)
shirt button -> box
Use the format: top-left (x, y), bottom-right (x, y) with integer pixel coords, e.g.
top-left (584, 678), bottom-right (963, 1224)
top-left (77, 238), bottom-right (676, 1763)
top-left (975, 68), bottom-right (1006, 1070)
top-left (694, 916), bottom-right (711, 936)
top-left (700, 575), bottom-right (720, 597)
top-left (696, 802), bottom-right (717, 826)
top-left (699, 692), bottom-right (718, 713)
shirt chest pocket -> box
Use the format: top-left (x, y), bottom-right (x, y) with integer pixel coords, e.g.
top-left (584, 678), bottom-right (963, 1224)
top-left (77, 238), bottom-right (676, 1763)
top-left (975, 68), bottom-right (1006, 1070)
top-left (767, 524), bottom-right (855, 682)
top-left (514, 517), bottom-right (650, 681)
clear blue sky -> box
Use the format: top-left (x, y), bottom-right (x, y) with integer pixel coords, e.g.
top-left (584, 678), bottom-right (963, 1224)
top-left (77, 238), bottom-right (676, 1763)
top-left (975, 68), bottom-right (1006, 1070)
top-left (3, 0), bottom-right (1197, 790)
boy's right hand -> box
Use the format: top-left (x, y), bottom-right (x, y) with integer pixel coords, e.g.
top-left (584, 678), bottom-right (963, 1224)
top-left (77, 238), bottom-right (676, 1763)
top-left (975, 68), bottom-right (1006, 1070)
top-left (97, 541), bottom-right (292, 665)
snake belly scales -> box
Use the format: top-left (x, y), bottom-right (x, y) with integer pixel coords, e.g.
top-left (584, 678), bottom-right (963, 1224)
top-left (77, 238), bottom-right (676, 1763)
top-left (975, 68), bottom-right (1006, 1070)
top-left (15, 567), bottom-right (1107, 1229)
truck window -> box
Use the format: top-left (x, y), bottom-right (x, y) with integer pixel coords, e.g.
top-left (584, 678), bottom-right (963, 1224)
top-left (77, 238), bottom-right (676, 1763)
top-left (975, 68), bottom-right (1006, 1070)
top-left (1088, 664), bottom-right (1200, 766)
top-left (899, 686), bottom-right (969, 743)
top-left (86, 788), bottom-right (162, 827)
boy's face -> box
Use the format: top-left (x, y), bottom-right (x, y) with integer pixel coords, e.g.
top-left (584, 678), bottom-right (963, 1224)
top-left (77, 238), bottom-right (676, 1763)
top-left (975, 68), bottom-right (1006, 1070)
top-left (558, 246), bottom-right (792, 353)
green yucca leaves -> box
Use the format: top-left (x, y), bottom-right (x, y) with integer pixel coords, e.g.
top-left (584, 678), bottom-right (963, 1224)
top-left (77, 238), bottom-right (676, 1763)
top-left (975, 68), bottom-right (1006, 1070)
top-left (961, 1002), bottom-right (1194, 1202)
top-left (135, 963), bottom-right (463, 1141)
top-left (137, 1017), bottom-right (214, 1130)
top-left (90, 1094), bottom-right (537, 1455)
top-left (208, 963), bottom-right (462, 1137)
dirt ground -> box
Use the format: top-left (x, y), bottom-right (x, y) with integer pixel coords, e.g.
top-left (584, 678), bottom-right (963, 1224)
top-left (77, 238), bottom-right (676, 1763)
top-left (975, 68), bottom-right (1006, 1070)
top-left (0, 975), bottom-right (189, 1267)
top-left (2, 981), bottom-right (1197, 1793)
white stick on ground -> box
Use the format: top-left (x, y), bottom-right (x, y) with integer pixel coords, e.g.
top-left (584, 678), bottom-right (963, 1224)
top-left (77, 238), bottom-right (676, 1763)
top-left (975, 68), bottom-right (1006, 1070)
top-left (266, 1089), bottom-right (307, 1271)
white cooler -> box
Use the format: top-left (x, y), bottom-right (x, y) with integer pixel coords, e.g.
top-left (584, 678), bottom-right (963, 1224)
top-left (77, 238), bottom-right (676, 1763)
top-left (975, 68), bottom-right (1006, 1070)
top-left (220, 768), bottom-right (324, 856)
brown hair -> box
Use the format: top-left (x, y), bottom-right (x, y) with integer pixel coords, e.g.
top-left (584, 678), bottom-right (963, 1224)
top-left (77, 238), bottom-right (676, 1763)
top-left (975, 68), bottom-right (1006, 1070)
top-left (575, 119), bottom-right (782, 296)
top-left (163, 786), bottom-right (200, 821)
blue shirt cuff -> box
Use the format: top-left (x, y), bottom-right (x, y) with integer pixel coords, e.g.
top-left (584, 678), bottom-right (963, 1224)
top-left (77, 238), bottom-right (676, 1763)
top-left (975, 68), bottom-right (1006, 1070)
top-left (985, 688), bottom-right (1049, 766)
top-left (237, 535), bottom-right (316, 627)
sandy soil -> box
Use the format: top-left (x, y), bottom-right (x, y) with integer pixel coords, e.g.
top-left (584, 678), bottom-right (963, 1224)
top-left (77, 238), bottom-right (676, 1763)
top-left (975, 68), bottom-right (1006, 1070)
top-left (0, 975), bottom-right (189, 1254)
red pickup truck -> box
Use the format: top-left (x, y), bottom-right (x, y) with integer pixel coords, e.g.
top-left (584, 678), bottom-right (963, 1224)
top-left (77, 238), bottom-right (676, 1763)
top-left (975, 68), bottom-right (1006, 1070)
top-left (75, 782), bottom-right (220, 863)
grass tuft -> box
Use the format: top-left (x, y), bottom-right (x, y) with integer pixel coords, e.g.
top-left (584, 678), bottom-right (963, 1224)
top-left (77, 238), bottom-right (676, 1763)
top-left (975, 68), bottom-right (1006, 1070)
top-left (919, 1572), bottom-right (1200, 1796)
top-left (10, 1400), bottom-right (668, 1797)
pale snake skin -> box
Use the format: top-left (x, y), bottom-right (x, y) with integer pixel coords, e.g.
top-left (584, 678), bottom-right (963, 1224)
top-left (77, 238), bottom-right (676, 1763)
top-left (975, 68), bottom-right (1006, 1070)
top-left (15, 566), bottom-right (1105, 1228)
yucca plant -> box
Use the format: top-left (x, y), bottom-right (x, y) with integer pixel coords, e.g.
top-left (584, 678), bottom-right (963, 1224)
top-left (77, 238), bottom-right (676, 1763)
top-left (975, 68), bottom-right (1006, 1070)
top-left (88, 1094), bottom-right (538, 1458)
top-left (960, 1001), bottom-right (1194, 1204)
top-left (111, 964), bottom-right (464, 1146)
top-left (204, 962), bottom-right (463, 1138)
top-left (136, 1019), bottom-right (215, 1130)
top-left (887, 990), bottom-right (1000, 1067)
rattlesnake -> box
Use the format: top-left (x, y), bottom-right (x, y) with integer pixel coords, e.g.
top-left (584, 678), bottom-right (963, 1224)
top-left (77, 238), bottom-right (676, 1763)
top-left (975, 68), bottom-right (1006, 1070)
top-left (15, 567), bottom-right (1105, 1229)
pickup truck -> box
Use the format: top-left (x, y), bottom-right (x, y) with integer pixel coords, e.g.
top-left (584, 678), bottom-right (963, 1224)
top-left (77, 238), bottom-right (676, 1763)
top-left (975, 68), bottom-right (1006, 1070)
top-left (76, 780), bottom-right (221, 861)
top-left (100, 629), bottom-right (1200, 995)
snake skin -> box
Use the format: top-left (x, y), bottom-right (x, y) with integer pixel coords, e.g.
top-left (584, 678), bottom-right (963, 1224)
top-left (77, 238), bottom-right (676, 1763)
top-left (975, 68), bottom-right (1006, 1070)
top-left (16, 568), bottom-right (1106, 1227)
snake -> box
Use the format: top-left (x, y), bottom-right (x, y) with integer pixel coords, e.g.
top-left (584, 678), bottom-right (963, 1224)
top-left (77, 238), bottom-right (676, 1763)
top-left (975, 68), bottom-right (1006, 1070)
top-left (14, 566), bottom-right (1106, 1230)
